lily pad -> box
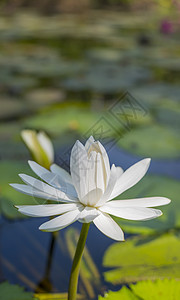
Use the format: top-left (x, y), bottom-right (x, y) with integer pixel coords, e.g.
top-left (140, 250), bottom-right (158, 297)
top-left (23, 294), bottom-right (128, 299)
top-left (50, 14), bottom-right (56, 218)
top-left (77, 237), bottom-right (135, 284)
top-left (24, 105), bottom-right (101, 136)
top-left (117, 125), bottom-right (180, 159)
top-left (114, 175), bottom-right (180, 234)
top-left (98, 286), bottom-right (138, 300)
top-left (0, 282), bottom-right (37, 300)
top-left (35, 293), bottom-right (84, 299)
top-left (103, 232), bottom-right (180, 285)
top-left (25, 88), bottom-right (65, 109)
top-left (99, 279), bottom-right (180, 300)
top-left (86, 48), bottom-right (123, 63)
top-left (131, 278), bottom-right (180, 300)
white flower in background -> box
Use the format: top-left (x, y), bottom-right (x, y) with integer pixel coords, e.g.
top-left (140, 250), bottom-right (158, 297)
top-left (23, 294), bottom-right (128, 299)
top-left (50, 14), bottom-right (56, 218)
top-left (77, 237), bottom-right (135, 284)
top-left (11, 136), bottom-right (171, 241)
top-left (21, 130), bottom-right (54, 169)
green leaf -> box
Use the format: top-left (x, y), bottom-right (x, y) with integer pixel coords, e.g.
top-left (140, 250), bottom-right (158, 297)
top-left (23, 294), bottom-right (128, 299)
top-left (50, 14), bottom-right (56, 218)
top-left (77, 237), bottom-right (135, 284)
top-left (0, 282), bottom-right (37, 300)
top-left (35, 293), bottom-right (85, 300)
top-left (98, 286), bottom-right (139, 300)
top-left (117, 125), bottom-right (180, 158)
top-left (34, 293), bottom-right (68, 300)
top-left (98, 279), bottom-right (180, 300)
top-left (131, 278), bottom-right (180, 300)
top-left (114, 175), bottom-right (180, 234)
top-left (24, 105), bottom-right (102, 136)
top-left (103, 232), bottom-right (180, 285)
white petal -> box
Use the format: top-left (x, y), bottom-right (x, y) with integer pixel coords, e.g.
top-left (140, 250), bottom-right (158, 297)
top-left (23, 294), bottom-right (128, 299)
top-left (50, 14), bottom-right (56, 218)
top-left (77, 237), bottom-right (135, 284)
top-left (85, 136), bottom-right (95, 151)
top-left (50, 163), bottom-right (72, 184)
top-left (96, 152), bottom-right (106, 192)
top-left (85, 151), bottom-right (97, 193)
top-left (99, 205), bottom-right (162, 220)
top-left (39, 209), bottom-right (79, 232)
top-left (19, 174), bottom-right (77, 202)
top-left (85, 151), bottom-right (105, 194)
top-left (116, 166), bottom-right (124, 177)
top-left (10, 183), bottom-right (61, 201)
top-left (110, 158), bottom-right (151, 199)
top-left (16, 203), bottom-right (80, 217)
top-left (105, 197), bottom-right (171, 208)
top-left (93, 211), bottom-right (124, 241)
top-left (28, 161), bottom-right (77, 198)
top-left (37, 131), bottom-right (54, 163)
top-left (81, 188), bottom-right (103, 206)
top-left (70, 140), bottom-right (88, 199)
top-left (96, 141), bottom-right (110, 185)
top-left (78, 206), bottom-right (100, 223)
top-left (88, 141), bottom-right (110, 187)
top-left (96, 164), bottom-right (117, 206)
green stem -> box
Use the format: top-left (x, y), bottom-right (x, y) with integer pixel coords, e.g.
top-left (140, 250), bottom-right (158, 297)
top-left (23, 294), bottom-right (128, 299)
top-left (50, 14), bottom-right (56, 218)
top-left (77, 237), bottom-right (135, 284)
top-left (68, 223), bottom-right (90, 300)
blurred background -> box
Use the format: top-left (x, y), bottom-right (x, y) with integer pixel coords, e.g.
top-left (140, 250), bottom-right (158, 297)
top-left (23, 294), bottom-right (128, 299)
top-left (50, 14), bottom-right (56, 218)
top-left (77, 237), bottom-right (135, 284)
top-left (0, 0), bottom-right (180, 299)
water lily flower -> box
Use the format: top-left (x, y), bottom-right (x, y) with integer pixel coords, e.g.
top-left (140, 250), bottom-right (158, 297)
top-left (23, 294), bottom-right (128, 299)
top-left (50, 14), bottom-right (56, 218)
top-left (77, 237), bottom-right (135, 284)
top-left (21, 130), bottom-right (54, 169)
top-left (11, 136), bottom-right (170, 241)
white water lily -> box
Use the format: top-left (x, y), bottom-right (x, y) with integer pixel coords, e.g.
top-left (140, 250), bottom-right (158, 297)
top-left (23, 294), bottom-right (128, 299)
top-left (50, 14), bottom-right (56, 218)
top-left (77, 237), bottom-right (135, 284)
top-left (11, 136), bottom-right (171, 241)
top-left (21, 130), bottom-right (54, 169)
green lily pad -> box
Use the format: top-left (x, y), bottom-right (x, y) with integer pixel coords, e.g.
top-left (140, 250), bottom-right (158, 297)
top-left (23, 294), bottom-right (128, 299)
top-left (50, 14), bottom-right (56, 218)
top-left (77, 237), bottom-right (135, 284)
top-left (103, 232), bottom-right (180, 285)
top-left (131, 278), bottom-right (180, 300)
top-left (24, 105), bottom-right (101, 136)
top-left (0, 282), bottom-right (37, 300)
top-left (117, 125), bottom-right (180, 159)
top-left (115, 175), bottom-right (179, 234)
top-left (35, 292), bottom-right (84, 299)
top-left (99, 279), bottom-right (180, 300)
top-left (98, 286), bottom-right (138, 300)
top-left (86, 48), bottom-right (123, 63)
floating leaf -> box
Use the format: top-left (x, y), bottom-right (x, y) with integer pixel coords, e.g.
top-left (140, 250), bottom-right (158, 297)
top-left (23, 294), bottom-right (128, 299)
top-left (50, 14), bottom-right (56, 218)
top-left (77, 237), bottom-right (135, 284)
top-left (98, 286), bottom-right (138, 300)
top-left (0, 282), bottom-right (37, 300)
top-left (34, 294), bottom-right (67, 300)
top-left (86, 48), bottom-right (122, 63)
top-left (98, 279), bottom-right (180, 300)
top-left (24, 105), bottom-right (101, 136)
top-left (117, 125), bottom-right (180, 159)
top-left (131, 278), bottom-right (180, 300)
top-left (35, 292), bottom-right (84, 299)
top-left (103, 232), bottom-right (180, 285)
top-left (114, 175), bottom-right (180, 234)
